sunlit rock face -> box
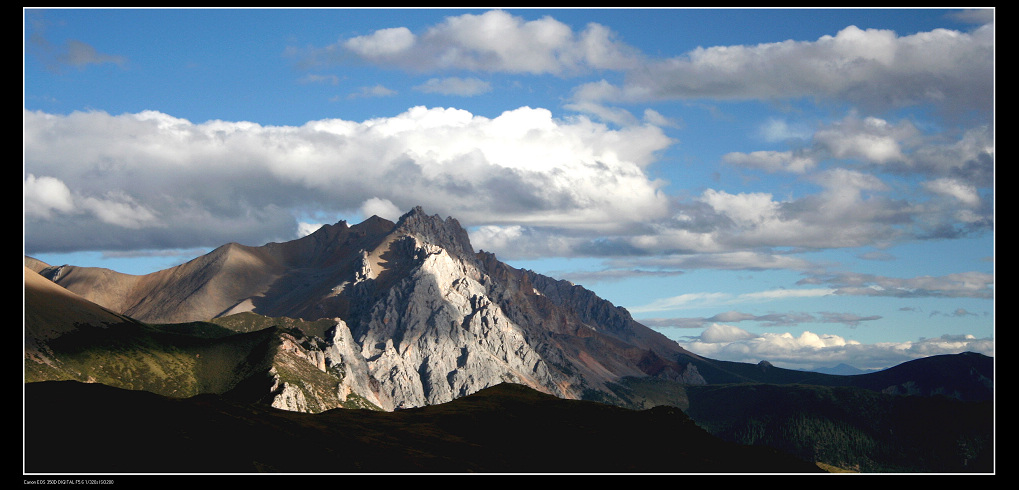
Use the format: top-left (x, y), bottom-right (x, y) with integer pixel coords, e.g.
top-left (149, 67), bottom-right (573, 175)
top-left (351, 237), bottom-right (567, 409)
top-left (330, 207), bottom-right (703, 410)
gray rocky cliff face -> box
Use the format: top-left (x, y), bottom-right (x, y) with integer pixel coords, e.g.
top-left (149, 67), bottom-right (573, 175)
top-left (324, 319), bottom-right (392, 410)
top-left (267, 367), bottom-right (310, 412)
top-left (252, 208), bottom-right (707, 412)
top-left (254, 232), bottom-right (583, 411)
top-left (351, 238), bottom-right (575, 409)
top-left (263, 319), bottom-right (392, 412)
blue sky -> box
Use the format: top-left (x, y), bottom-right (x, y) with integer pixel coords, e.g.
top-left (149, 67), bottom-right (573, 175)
top-left (24, 8), bottom-right (994, 371)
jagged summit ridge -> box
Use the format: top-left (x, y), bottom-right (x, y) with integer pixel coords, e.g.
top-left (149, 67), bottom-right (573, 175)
top-left (26, 205), bottom-right (707, 411)
top-left (392, 206), bottom-right (476, 261)
top-left (263, 206), bottom-right (474, 271)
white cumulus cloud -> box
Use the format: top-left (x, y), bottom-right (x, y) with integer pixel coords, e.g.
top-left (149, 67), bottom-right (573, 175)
top-left (23, 106), bottom-right (672, 254)
top-left (336, 10), bottom-right (640, 75)
top-left (343, 26), bottom-right (416, 58)
top-left (24, 174), bottom-right (75, 219)
top-left (360, 197), bottom-right (403, 222)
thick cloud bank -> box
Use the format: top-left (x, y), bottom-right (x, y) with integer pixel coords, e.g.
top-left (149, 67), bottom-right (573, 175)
top-left (24, 106), bottom-right (672, 253)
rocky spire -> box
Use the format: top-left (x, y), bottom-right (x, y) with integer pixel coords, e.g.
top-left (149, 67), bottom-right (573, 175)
top-left (392, 206), bottom-right (475, 260)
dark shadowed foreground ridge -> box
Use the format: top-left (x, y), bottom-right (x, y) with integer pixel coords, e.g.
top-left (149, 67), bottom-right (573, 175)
top-left (24, 380), bottom-right (823, 473)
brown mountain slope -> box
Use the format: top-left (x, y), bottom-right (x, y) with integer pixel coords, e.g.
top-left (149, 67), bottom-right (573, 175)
top-left (29, 242), bottom-right (286, 324)
top-left (29, 216), bottom-right (401, 325)
top-left (24, 266), bottom-right (137, 339)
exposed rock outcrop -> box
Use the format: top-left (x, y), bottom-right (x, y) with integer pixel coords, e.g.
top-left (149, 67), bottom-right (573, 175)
top-left (350, 236), bottom-right (572, 408)
top-left (261, 319), bottom-right (391, 411)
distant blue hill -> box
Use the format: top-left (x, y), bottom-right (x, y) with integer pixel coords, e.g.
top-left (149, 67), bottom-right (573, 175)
top-left (804, 363), bottom-right (880, 376)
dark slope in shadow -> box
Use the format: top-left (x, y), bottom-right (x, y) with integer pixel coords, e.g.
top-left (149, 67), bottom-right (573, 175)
top-left (24, 380), bottom-right (822, 474)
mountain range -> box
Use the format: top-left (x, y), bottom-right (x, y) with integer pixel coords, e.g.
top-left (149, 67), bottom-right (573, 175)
top-left (23, 206), bottom-right (994, 473)
top-left (804, 363), bottom-right (876, 376)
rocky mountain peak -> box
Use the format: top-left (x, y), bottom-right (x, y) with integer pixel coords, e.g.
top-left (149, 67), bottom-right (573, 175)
top-left (26, 205), bottom-right (712, 411)
top-left (391, 206), bottom-right (475, 261)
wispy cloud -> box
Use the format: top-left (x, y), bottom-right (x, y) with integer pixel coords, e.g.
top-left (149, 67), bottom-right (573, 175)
top-left (628, 268), bottom-right (994, 315)
top-left (299, 73), bottom-right (341, 85)
top-left (798, 271), bottom-right (994, 299)
top-left (413, 77), bottom-right (492, 96)
top-left (30, 38), bottom-right (126, 72)
top-left (629, 288), bottom-right (835, 313)
top-left (26, 16), bottom-right (126, 73)
top-left (640, 310), bottom-right (881, 329)
top-left (346, 84), bottom-right (398, 99)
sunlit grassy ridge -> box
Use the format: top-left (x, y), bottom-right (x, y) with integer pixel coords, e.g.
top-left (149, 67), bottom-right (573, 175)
top-left (26, 310), bottom-right (386, 412)
top-left (26, 320), bottom-right (280, 398)
top-left (209, 311), bottom-right (338, 338)
top-left (206, 312), bottom-right (382, 410)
